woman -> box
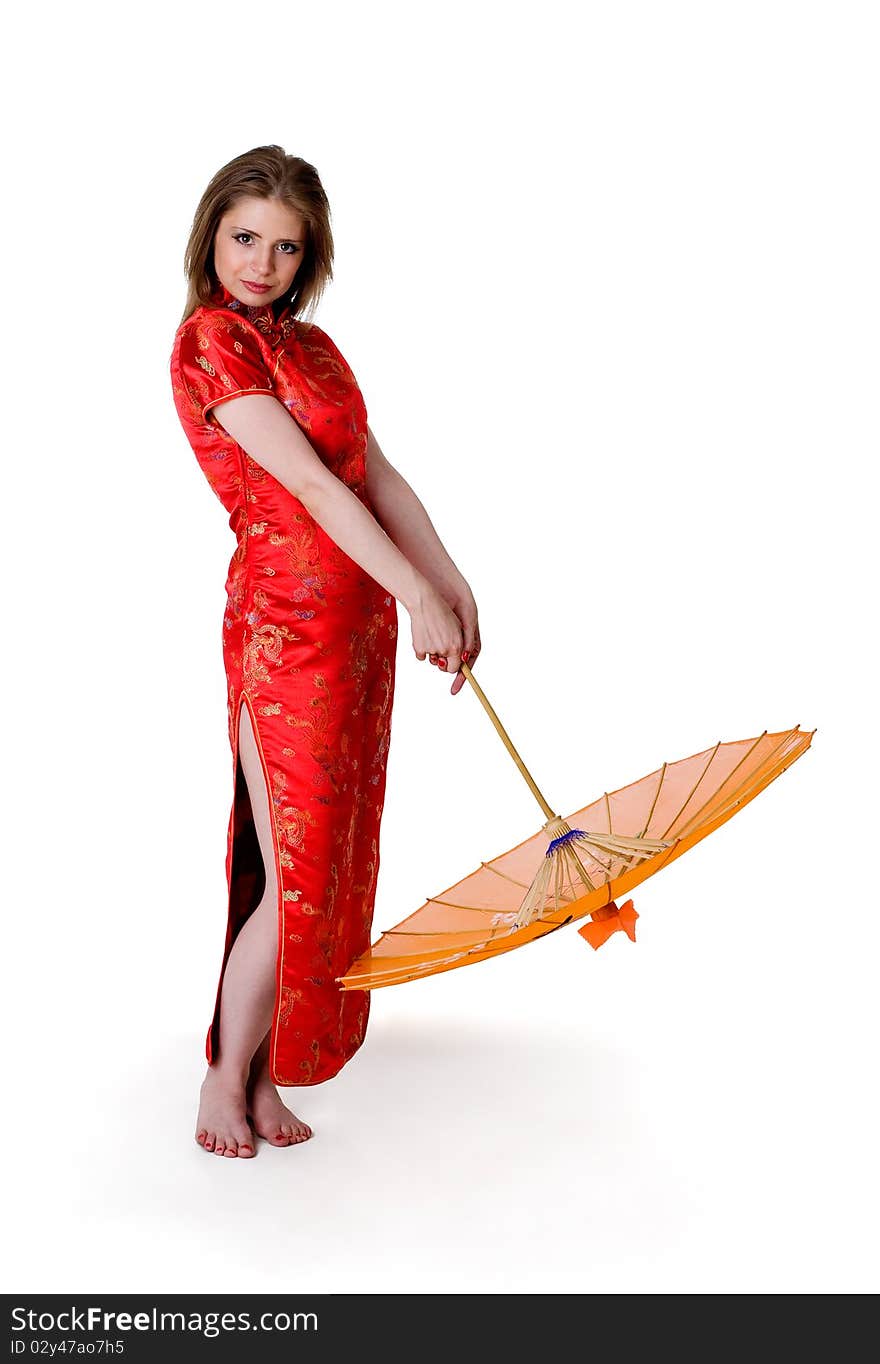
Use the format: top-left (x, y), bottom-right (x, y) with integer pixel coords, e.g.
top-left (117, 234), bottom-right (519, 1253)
top-left (170, 145), bottom-right (481, 1157)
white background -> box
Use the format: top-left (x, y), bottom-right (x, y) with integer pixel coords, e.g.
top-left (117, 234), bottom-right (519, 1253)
top-left (2, 0), bottom-right (877, 1295)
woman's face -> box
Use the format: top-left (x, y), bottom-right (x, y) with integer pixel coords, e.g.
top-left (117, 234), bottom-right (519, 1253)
top-left (213, 195), bottom-right (306, 307)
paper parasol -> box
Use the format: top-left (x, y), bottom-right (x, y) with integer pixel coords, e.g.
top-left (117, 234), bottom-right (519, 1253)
top-left (337, 662), bottom-right (815, 991)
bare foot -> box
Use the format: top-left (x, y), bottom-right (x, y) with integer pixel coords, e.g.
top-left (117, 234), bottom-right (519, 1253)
top-left (195, 1066), bottom-right (256, 1158)
top-left (247, 1072), bottom-right (313, 1146)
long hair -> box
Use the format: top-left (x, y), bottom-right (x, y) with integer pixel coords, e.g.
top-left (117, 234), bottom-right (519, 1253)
top-left (178, 145), bottom-right (334, 327)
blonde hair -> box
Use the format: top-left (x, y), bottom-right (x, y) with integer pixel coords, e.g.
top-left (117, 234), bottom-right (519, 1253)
top-left (178, 145), bottom-right (334, 326)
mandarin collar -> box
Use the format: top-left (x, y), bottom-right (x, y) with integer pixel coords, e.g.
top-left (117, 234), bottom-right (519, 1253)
top-left (207, 279), bottom-right (296, 345)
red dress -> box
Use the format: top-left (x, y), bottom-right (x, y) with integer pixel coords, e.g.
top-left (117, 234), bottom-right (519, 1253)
top-left (169, 282), bottom-right (397, 1086)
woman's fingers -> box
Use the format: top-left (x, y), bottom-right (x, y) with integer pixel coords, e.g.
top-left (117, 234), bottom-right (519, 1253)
top-left (426, 626), bottom-right (480, 691)
top-left (429, 645), bottom-right (480, 666)
top-left (435, 645), bottom-right (479, 696)
top-left (450, 647), bottom-right (479, 696)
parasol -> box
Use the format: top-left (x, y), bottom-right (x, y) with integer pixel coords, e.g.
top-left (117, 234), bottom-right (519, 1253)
top-left (337, 661), bottom-right (815, 991)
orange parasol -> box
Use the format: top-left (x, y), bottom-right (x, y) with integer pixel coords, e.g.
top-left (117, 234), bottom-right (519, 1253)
top-left (337, 662), bottom-right (816, 991)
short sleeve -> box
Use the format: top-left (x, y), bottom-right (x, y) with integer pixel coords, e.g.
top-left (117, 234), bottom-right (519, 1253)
top-left (174, 312), bottom-right (275, 428)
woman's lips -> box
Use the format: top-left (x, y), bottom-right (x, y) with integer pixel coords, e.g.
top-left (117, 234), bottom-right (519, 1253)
top-left (243, 281), bottom-right (271, 293)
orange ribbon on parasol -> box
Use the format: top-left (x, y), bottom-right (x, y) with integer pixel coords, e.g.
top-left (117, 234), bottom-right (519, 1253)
top-left (337, 661), bottom-right (816, 991)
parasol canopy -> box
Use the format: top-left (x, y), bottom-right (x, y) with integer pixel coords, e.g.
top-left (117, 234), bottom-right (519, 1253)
top-left (338, 663), bottom-right (815, 991)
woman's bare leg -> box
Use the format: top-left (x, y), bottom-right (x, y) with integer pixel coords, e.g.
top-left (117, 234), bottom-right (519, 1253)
top-left (195, 703), bottom-right (312, 1156)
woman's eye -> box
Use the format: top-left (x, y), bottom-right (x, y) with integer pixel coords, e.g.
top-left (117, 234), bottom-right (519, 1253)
top-left (233, 232), bottom-right (298, 254)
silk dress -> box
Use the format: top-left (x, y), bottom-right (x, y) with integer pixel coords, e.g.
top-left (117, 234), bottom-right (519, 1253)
top-left (169, 281), bottom-right (397, 1086)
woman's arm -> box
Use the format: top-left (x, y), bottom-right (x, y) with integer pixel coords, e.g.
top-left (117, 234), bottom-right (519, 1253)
top-left (365, 425), bottom-right (481, 696)
top-left (364, 425), bottom-right (469, 608)
top-left (208, 393), bottom-right (468, 678)
top-left (210, 394), bottom-right (428, 610)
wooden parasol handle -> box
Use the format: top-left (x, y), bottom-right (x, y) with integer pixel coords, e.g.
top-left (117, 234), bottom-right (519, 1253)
top-left (458, 660), bottom-right (556, 821)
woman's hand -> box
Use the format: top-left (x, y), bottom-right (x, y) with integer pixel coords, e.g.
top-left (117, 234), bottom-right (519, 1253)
top-left (409, 582), bottom-right (469, 690)
top-left (409, 581), bottom-right (463, 668)
top-left (409, 578), bottom-right (481, 697)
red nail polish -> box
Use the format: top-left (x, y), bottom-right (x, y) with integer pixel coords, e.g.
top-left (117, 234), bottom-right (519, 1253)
top-left (462, 651), bottom-right (470, 661)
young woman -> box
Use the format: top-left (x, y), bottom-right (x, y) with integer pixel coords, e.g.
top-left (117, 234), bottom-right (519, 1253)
top-left (170, 145), bottom-right (481, 1157)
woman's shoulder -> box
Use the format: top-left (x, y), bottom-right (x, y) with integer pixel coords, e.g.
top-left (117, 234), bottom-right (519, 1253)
top-left (174, 303), bottom-right (247, 339)
top-left (295, 319), bottom-right (348, 362)
top-left (295, 317), bottom-right (330, 343)
top-left (172, 306), bottom-right (278, 372)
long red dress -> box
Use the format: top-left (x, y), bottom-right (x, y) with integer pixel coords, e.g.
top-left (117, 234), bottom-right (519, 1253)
top-left (169, 281), bottom-right (397, 1086)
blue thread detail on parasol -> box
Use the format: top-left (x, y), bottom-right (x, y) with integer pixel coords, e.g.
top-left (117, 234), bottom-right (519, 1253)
top-left (546, 828), bottom-right (586, 857)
